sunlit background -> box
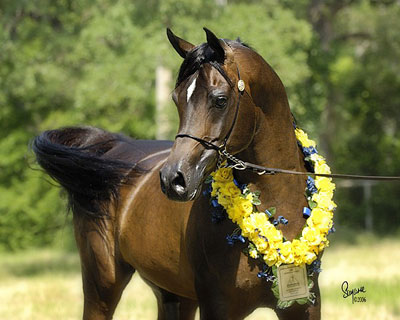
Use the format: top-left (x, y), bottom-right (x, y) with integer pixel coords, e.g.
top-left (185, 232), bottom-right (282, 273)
top-left (0, 0), bottom-right (399, 319)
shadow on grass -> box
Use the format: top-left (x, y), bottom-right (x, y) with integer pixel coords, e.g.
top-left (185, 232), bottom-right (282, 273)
top-left (1, 251), bottom-right (80, 278)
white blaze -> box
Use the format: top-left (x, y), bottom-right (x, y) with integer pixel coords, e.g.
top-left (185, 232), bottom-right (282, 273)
top-left (186, 77), bottom-right (197, 103)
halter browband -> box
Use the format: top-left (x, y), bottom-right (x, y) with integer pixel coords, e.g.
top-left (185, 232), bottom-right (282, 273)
top-left (175, 63), bottom-right (245, 156)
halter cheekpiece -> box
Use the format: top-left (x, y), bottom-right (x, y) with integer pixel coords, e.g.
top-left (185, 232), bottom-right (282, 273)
top-left (175, 62), bottom-right (245, 169)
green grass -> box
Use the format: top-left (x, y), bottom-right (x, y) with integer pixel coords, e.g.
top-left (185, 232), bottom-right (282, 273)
top-left (0, 235), bottom-right (399, 319)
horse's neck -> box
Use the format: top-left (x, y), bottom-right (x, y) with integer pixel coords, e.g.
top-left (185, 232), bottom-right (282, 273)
top-left (236, 91), bottom-right (308, 240)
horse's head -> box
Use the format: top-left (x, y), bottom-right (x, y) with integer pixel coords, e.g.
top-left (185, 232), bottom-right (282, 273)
top-left (160, 28), bottom-right (258, 201)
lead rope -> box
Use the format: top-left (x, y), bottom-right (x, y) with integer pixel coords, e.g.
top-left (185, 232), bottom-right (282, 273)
top-left (220, 147), bottom-right (400, 181)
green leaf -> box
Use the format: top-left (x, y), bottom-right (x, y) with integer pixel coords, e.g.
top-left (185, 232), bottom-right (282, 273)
top-left (308, 278), bottom-right (314, 289)
top-left (271, 280), bottom-right (280, 299)
top-left (277, 299), bottom-right (294, 309)
top-left (252, 199), bottom-right (262, 206)
top-left (204, 175), bottom-right (213, 184)
top-left (272, 265), bottom-right (278, 277)
top-left (296, 297), bottom-right (309, 305)
top-left (308, 292), bottom-right (317, 304)
top-left (247, 242), bottom-right (256, 251)
top-left (267, 207), bottom-right (277, 217)
top-left (308, 200), bottom-right (317, 209)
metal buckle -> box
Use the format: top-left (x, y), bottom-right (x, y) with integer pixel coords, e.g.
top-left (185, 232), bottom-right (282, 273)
top-left (218, 148), bottom-right (247, 171)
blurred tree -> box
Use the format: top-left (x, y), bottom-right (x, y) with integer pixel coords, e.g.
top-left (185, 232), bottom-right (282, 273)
top-left (284, 0), bottom-right (400, 232)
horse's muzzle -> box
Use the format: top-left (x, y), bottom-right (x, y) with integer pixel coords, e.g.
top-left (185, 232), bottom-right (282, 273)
top-left (160, 149), bottom-right (217, 202)
top-left (159, 165), bottom-right (192, 201)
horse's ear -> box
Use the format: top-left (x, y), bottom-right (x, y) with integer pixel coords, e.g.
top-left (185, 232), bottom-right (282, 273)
top-left (203, 27), bottom-right (232, 63)
top-left (167, 28), bottom-right (195, 59)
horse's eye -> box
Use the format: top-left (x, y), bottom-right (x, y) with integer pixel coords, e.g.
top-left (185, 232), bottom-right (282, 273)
top-left (214, 96), bottom-right (228, 109)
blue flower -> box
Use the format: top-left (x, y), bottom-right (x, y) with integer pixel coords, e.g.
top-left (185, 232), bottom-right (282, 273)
top-left (302, 146), bottom-right (318, 157)
top-left (211, 199), bottom-right (221, 208)
top-left (233, 178), bottom-right (247, 192)
top-left (257, 265), bottom-right (275, 282)
top-left (328, 223), bottom-right (336, 234)
top-left (272, 215), bottom-right (289, 226)
top-left (277, 215), bottom-right (289, 225)
top-left (226, 233), bottom-right (246, 246)
top-left (303, 207), bottom-right (311, 219)
top-left (309, 259), bottom-right (322, 274)
top-left (202, 184), bottom-right (212, 196)
top-left (257, 270), bottom-right (275, 282)
top-left (306, 176), bottom-right (318, 194)
top-left (226, 235), bottom-right (234, 246)
top-left (211, 206), bottom-right (226, 223)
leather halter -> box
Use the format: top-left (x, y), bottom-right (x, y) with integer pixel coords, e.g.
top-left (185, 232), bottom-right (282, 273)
top-left (175, 62), bottom-right (245, 159)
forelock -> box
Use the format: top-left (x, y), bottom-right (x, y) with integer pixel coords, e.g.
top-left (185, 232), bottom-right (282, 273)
top-left (175, 38), bottom-right (249, 88)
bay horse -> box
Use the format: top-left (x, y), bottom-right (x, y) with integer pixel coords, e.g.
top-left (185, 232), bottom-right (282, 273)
top-left (33, 28), bottom-right (320, 319)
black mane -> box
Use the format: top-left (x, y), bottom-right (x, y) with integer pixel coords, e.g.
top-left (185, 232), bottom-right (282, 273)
top-left (176, 39), bottom-right (250, 87)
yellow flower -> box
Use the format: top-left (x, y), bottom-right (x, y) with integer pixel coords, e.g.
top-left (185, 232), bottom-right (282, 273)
top-left (234, 197), bottom-right (254, 218)
top-left (210, 181), bottom-right (219, 197)
top-left (253, 236), bottom-right (269, 253)
top-left (305, 251), bottom-right (317, 264)
top-left (249, 249), bottom-right (259, 259)
top-left (295, 128), bottom-right (316, 148)
top-left (302, 227), bottom-right (321, 246)
top-left (315, 177), bottom-right (335, 193)
top-left (319, 239), bottom-right (329, 251)
top-left (264, 226), bottom-right (283, 248)
top-left (240, 212), bottom-right (269, 237)
top-left (217, 194), bottom-right (232, 208)
top-left (314, 161), bottom-right (332, 175)
top-left (245, 193), bottom-right (253, 202)
top-left (312, 192), bottom-right (336, 210)
top-left (279, 241), bottom-right (294, 264)
top-left (219, 181), bottom-right (241, 198)
top-left (310, 153), bottom-right (325, 163)
top-left (292, 239), bottom-right (308, 266)
top-left (264, 249), bottom-right (279, 266)
top-left (227, 206), bottom-right (244, 224)
top-left (212, 167), bottom-right (233, 182)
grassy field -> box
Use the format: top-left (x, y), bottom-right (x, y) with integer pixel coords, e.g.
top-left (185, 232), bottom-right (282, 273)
top-left (1, 234), bottom-right (399, 319)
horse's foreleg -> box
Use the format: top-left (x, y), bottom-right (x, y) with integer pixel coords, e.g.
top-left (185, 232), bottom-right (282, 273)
top-left (74, 216), bottom-right (134, 320)
top-left (145, 281), bottom-right (198, 320)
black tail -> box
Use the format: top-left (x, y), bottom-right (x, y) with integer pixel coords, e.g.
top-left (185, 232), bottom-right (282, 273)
top-left (32, 126), bottom-right (136, 218)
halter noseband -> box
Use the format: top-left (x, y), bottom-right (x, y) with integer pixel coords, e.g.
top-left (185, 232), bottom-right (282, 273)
top-left (175, 63), bottom-right (245, 166)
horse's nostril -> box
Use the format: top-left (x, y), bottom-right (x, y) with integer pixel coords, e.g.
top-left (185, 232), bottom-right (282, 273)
top-left (171, 171), bottom-right (186, 195)
top-left (159, 171), bottom-right (167, 194)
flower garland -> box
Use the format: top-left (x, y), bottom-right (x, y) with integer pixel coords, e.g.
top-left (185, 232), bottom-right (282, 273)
top-left (207, 127), bottom-right (336, 306)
